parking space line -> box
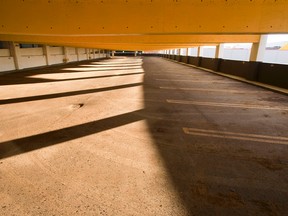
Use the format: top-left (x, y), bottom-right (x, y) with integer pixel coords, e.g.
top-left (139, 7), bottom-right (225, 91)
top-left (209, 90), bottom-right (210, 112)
top-left (156, 79), bottom-right (236, 83)
top-left (167, 99), bottom-right (288, 111)
top-left (160, 87), bottom-right (260, 94)
top-left (183, 128), bottom-right (288, 145)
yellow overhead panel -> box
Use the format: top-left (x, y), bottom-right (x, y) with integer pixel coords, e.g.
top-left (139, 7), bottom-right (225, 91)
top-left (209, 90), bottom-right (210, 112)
top-left (0, 0), bottom-right (288, 36)
top-left (43, 42), bottom-right (216, 51)
top-left (0, 34), bottom-right (260, 45)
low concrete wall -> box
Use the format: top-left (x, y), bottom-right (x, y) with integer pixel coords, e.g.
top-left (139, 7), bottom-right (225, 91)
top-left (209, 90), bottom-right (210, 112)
top-left (163, 55), bottom-right (288, 89)
top-left (200, 57), bottom-right (221, 72)
top-left (188, 56), bottom-right (201, 66)
top-left (180, 56), bottom-right (188, 64)
top-left (258, 63), bottom-right (288, 89)
top-left (219, 59), bottom-right (259, 81)
top-left (0, 45), bottom-right (107, 73)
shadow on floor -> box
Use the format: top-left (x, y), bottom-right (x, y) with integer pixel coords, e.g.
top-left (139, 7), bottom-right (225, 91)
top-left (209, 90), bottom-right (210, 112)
top-left (1, 57), bottom-right (288, 215)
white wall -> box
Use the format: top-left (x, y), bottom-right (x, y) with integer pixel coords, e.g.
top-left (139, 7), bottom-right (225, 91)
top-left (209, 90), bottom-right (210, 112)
top-left (0, 49), bottom-right (16, 72)
top-left (0, 49), bottom-right (10, 57)
top-left (19, 55), bottom-right (47, 69)
top-left (0, 44), bottom-right (107, 72)
top-left (18, 47), bottom-right (46, 69)
top-left (49, 47), bottom-right (64, 64)
top-left (78, 48), bottom-right (88, 61)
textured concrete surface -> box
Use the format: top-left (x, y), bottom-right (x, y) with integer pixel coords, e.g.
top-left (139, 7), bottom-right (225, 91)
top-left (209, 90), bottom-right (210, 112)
top-left (0, 57), bottom-right (288, 215)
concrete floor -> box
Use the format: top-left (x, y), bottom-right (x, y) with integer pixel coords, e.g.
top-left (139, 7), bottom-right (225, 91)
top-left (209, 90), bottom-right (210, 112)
top-left (0, 57), bottom-right (288, 215)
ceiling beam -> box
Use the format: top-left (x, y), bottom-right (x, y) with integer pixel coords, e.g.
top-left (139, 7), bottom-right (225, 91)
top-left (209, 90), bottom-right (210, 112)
top-left (1, 0), bottom-right (288, 36)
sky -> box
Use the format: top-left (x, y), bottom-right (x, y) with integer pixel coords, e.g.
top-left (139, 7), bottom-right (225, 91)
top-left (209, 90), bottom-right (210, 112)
top-left (222, 34), bottom-right (288, 49)
top-left (268, 34), bottom-right (288, 43)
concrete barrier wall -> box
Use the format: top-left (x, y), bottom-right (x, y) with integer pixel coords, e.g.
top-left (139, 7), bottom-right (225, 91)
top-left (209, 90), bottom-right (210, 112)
top-left (258, 63), bottom-right (288, 89)
top-left (0, 44), bottom-right (107, 73)
top-left (180, 56), bottom-right (188, 64)
top-left (0, 49), bottom-right (16, 71)
top-left (163, 54), bottom-right (288, 89)
top-left (200, 57), bottom-right (221, 72)
top-left (219, 59), bottom-right (259, 81)
top-left (188, 56), bottom-right (201, 66)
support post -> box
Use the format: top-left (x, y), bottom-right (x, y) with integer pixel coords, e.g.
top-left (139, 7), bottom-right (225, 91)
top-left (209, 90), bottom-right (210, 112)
top-left (43, 45), bottom-right (51, 65)
top-left (92, 49), bottom-right (95, 59)
top-left (215, 44), bottom-right (225, 59)
top-left (76, 48), bottom-right (79, 61)
top-left (197, 46), bottom-right (204, 57)
top-left (63, 47), bottom-right (69, 63)
top-left (9, 42), bottom-right (20, 70)
top-left (250, 35), bottom-right (268, 62)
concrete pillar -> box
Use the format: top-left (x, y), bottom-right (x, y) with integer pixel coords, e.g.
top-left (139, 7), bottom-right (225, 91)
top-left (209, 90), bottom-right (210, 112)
top-left (186, 48), bottom-right (189, 56)
top-left (106, 50), bottom-right (110, 58)
top-left (134, 51), bottom-right (137, 57)
top-left (85, 48), bottom-right (88, 59)
top-left (92, 49), bottom-right (95, 59)
top-left (43, 45), bottom-right (51, 65)
top-left (63, 47), bottom-right (69, 63)
top-left (197, 46), bottom-right (204, 57)
top-left (250, 35), bottom-right (268, 62)
top-left (98, 50), bottom-right (101, 58)
top-left (75, 48), bottom-right (80, 61)
top-left (215, 44), bottom-right (225, 59)
top-left (177, 49), bottom-right (181, 55)
top-left (111, 51), bottom-right (115, 57)
top-left (9, 42), bottom-right (20, 70)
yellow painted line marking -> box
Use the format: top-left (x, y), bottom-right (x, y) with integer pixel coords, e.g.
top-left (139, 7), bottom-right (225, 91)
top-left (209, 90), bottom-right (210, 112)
top-left (183, 128), bottom-right (288, 141)
top-left (160, 87), bottom-right (260, 94)
top-left (167, 99), bottom-right (288, 111)
top-left (183, 128), bottom-right (288, 145)
top-left (156, 79), bottom-right (235, 83)
top-left (153, 74), bottom-right (209, 76)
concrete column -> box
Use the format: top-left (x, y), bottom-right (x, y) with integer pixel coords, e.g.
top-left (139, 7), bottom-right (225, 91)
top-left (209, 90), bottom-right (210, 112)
top-left (186, 48), bottom-right (189, 56)
top-left (215, 44), bottom-right (225, 59)
top-left (98, 50), bottom-right (101, 58)
top-left (63, 47), bottom-right (69, 63)
top-left (92, 49), bottom-right (95, 59)
top-left (250, 35), bottom-right (268, 62)
top-left (197, 46), bottom-right (204, 57)
top-left (177, 49), bottom-right (181, 55)
top-left (111, 51), bottom-right (115, 57)
top-left (75, 48), bottom-right (80, 61)
top-left (84, 49), bottom-right (87, 59)
top-left (134, 51), bottom-right (137, 57)
top-left (43, 45), bottom-right (51, 65)
top-left (9, 42), bottom-right (20, 70)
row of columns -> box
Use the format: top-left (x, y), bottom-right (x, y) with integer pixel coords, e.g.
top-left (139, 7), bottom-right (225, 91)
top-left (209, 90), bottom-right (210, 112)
top-left (8, 42), bottom-right (107, 70)
top-left (164, 35), bottom-right (268, 62)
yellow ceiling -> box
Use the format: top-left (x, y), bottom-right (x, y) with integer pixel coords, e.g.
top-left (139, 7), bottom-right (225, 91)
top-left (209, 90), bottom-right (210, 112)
top-left (0, 0), bottom-right (288, 50)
